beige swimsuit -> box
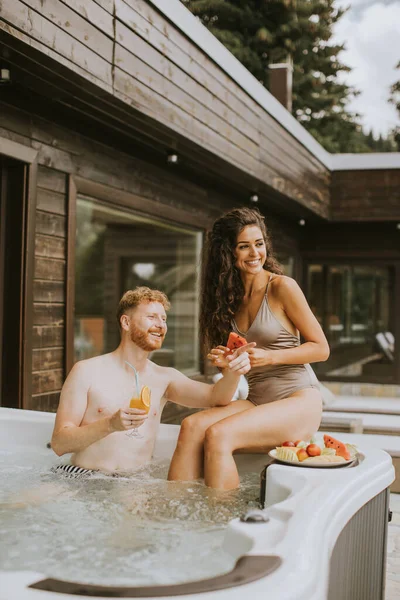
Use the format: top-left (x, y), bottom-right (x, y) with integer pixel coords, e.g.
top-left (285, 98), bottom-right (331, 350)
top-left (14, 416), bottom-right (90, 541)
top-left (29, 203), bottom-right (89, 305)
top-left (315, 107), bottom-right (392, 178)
top-left (232, 276), bottom-right (320, 405)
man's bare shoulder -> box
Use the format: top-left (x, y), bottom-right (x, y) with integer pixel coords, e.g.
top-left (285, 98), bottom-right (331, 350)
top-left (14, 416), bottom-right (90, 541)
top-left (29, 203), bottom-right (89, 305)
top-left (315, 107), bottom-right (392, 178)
top-left (68, 353), bottom-right (115, 382)
top-left (147, 361), bottom-right (188, 386)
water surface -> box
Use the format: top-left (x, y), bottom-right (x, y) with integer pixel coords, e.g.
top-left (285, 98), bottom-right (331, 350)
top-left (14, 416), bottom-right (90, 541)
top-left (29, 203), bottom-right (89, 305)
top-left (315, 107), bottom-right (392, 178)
top-left (0, 447), bottom-right (259, 586)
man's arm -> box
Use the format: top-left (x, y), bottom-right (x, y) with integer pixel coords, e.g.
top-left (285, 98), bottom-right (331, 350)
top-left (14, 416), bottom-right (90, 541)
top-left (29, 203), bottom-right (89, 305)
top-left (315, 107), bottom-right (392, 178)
top-left (165, 347), bottom-right (251, 409)
top-left (51, 362), bottom-right (147, 456)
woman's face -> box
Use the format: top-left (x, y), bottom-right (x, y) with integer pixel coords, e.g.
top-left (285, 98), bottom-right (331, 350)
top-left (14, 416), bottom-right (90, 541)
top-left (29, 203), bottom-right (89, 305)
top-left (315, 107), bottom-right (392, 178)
top-left (234, 225), bottom-right (266, 274)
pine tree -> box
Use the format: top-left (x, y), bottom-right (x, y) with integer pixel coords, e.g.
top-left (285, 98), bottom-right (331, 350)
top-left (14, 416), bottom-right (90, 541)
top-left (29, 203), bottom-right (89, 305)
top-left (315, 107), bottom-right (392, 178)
top-left (180, 0), bottom-right (374, 152)
top-left (389, 60), bottom-right (400, 151)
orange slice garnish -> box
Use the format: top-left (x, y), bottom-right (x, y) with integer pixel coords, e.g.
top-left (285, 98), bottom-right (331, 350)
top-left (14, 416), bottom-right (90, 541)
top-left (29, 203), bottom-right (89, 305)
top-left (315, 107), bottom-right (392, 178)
top-left (140, 386), bottom-right (151, 410)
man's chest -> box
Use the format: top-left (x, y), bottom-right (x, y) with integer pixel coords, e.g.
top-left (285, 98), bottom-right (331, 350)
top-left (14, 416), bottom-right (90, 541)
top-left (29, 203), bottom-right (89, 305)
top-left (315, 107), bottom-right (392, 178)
top-left (87, 378), bottom-right (168, 416)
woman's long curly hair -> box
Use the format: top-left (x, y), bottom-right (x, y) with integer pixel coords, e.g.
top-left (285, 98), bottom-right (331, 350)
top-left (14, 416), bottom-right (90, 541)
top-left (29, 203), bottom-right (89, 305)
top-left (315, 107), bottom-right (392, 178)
top-left (200, 207), bottom-right (283, 353)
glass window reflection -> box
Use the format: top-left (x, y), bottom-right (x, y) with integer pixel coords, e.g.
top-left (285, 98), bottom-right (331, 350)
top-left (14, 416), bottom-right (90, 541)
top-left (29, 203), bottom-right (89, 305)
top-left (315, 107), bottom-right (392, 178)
top-left (74, 197), bottom-right (202, 375)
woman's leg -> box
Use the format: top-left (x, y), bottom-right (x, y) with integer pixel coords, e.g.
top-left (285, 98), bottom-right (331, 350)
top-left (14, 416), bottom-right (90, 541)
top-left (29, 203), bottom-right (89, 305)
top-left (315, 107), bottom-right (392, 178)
top-left (204, 389), bottom-right (322, 490)
top-left (167, 400), bottom-right (254, 482)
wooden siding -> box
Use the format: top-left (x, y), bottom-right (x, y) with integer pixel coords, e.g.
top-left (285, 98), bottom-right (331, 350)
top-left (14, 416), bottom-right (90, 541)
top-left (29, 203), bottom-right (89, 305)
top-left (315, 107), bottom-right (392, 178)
top-left (30, 165), bottom-right (67, 411)
top-left (301, 223), bottom-right (400, 260)
top-left (331, 170), bottom-right (400, 221)
top-left (0, 0), bottom-right (331, 218)
top-left (0, 102), bottom-right (306, 414)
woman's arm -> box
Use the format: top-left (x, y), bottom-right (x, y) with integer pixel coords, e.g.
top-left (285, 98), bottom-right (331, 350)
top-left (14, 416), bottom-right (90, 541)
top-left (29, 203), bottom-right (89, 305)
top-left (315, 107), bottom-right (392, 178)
top-left (248, 277), bottom-right (330, 368)
top-left (165, 346), bottom-right (252, 408)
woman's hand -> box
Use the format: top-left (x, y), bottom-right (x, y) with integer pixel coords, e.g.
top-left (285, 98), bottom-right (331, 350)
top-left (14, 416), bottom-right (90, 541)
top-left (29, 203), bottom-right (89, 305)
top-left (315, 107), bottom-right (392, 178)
top-left (247, 347), bottom-right (275, 368)
top-left (207, 343), bottom-right (256, 371)
top-left (207, 345), bottom-right (231, 369)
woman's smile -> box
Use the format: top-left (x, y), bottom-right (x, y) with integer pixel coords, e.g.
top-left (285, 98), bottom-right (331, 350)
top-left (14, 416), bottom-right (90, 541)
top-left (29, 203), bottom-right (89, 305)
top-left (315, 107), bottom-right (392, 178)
top-left (234, 225), bottom-right (266, 273)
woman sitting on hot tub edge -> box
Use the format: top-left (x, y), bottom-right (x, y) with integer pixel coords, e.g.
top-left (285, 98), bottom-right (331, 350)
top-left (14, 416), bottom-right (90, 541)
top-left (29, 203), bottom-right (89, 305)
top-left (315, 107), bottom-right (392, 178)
top-left (168, 207), bottom-right (330, 490)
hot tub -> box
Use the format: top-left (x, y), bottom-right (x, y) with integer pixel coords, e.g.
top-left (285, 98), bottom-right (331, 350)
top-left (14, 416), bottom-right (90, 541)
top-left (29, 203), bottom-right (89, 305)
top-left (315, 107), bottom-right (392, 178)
top-left (0, 407), bottom-right (394, 600)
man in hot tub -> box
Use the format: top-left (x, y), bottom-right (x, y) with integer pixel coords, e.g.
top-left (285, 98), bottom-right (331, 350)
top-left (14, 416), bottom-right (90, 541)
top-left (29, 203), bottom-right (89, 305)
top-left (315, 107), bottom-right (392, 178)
top-left (50, 286), bottom-right (253, 477)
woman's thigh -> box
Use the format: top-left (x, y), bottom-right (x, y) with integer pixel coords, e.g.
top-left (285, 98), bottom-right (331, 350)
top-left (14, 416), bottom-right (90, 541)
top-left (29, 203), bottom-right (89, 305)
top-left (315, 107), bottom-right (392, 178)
top-left (183, 400), bottom-right (255, 434)
top-left (208, 388), bottom-right (322, 453)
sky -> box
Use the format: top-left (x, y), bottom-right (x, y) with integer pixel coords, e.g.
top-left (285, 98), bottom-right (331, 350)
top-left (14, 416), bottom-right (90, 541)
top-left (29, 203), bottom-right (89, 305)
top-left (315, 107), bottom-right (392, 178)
top-left (332, 0), bottom-right (400, 137)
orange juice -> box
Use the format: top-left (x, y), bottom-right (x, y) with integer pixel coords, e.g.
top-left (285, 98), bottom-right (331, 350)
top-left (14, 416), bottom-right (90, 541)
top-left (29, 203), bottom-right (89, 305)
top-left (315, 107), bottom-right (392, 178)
top-left (129, 386), bottom-right (151, 413)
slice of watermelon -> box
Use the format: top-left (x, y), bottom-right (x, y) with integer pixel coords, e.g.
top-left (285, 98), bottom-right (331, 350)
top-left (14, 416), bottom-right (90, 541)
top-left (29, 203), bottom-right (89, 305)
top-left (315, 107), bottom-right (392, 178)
top-left (323, 434), bottom-right (351, 460)
top-left (226, 332), bottom-right (247, 352)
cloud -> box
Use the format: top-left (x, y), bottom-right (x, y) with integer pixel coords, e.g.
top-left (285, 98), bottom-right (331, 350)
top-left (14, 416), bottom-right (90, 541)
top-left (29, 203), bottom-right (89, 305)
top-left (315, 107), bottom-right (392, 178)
top-left (333, 1), bottom-right (400, 136)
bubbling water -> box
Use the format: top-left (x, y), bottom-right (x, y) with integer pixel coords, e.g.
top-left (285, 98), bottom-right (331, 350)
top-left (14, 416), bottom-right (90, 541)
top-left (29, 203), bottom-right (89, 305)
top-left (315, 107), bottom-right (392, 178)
top-left (0, 447), bottom-right (259, 586)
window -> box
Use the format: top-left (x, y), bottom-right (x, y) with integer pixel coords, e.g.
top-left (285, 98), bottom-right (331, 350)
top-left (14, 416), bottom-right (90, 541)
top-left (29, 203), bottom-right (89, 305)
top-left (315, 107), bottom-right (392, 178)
top-left (307, 264), bottom-right (394, 381)
top-left (74, 196), bottom-right (202, 375)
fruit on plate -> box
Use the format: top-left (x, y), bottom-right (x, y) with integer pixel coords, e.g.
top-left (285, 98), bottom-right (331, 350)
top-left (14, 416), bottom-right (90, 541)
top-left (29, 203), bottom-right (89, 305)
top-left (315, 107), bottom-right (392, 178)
top-left (282, 441), bottom-right (296, 447)
top-left (297, 448), bottom-right (309, 462)
top-left (226, 332), bottom-right (247, 352)
top-left (276, 447), bottom-right (299, 462)
top-left (323, 434), bottom-right (351, 460)
top-left (306, 443), bottom-right (321, 457)
top-left (321, 448), bottom-right (336, 456)
top-left (295, 440), bottom-right (307, 448)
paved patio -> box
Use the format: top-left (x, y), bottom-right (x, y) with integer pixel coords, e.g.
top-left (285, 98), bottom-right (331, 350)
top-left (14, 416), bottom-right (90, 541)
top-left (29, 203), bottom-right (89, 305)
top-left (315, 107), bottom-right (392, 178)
top-left (387, 493), bottom-right (400, 599)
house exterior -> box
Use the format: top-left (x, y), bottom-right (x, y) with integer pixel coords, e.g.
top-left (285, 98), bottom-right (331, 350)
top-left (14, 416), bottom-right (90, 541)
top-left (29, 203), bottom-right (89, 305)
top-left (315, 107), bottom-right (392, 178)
top-left (0, 0), bottom-right (399, 418)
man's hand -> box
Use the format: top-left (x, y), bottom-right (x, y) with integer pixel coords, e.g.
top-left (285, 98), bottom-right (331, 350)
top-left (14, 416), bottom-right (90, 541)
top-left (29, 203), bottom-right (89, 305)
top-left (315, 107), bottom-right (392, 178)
top-left (109, 408), bottom-right (148, 432)
top-left (207, 343), bottom-right (256, 372)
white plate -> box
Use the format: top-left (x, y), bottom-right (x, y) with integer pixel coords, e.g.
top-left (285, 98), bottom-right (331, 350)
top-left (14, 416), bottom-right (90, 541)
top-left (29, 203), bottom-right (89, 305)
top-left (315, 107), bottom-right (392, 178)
top-left (268, 449), bottom-right (358, 469)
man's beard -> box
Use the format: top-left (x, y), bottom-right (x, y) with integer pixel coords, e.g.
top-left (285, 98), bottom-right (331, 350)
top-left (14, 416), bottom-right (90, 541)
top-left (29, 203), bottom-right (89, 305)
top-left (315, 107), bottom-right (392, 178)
top-left (129, 323), bottom-right (163, 352)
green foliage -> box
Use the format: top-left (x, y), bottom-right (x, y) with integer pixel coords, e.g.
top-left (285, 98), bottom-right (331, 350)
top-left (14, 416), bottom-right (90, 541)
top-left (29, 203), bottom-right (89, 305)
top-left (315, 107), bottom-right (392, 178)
top-left (181, 0), bottom-right (396, 153)
top-left (389, 60), bottom-right (400, 151)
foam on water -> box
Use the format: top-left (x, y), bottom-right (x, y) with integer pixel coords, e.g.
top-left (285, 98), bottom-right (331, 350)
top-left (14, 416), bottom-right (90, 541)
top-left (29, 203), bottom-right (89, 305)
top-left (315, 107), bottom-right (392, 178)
top-left (0, 447), bottom-right (259, 586)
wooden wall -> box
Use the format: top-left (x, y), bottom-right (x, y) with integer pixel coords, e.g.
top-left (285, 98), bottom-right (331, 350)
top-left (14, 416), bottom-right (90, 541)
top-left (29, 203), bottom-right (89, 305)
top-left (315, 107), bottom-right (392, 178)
top-left (331, 170), bottom-right (400, 221)
top-left (0, 0), bottom-right (331, 219)
top-left (0, 101), bottom-right (305, 413)
top-left (31, 167), bottom-right (67, 411)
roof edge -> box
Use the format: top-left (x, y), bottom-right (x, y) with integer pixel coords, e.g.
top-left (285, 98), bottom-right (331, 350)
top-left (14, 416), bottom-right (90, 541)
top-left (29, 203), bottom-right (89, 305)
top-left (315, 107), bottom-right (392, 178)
top-left (147, 1), bottom-right (400, 173)
top-left (147, 0), bottom-right (332, 169)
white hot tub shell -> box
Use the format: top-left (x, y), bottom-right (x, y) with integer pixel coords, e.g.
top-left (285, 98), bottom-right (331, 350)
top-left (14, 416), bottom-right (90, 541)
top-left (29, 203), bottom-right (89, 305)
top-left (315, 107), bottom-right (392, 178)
top-left (0, 407), bottom-right (395, 600)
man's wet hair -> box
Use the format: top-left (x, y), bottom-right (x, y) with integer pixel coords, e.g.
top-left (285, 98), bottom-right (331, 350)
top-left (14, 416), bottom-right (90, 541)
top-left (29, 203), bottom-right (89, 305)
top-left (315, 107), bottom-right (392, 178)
top-left (116, 287), bottom-right (171, 326)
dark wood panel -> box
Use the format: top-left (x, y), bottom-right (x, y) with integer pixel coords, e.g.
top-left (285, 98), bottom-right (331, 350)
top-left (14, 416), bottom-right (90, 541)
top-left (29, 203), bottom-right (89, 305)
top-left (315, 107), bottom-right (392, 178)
top-left (36, 187), bottom-right (67, 215)
top-left (33, 325), bottom-right (64, 347)
top-left (35, 211), bottom-right (66, 237)
top-left (37, 165), bottom-right (67, 194)
top-left (32, 348), bottom-right (63, 371)
top-left (33, 280), bottom-right (65, 303)
top-left (301, 223), bottom-right (400, 259)
top-left (331, 169), bottom-right (400, 221)
top-left (0, 125), bottom-right (31, 148)
top-left (1, 0), bottom-right (112, 85)
top-left (256, 155), bottom-right (328, 217)
top-left (35, 234), bottom-right (66, 259)
top-left (0, 104), bottom-right (32, 138)
top-left (28, 392), bottom-right (60, 412)
top-left (33, 303), bottom-right (65, 326)
top-left (32, 140), bottom-right (75, 172)
top-left (32, 368), bottom-right (63, 393)
top-left (35, 257), bottom-right (65, 280)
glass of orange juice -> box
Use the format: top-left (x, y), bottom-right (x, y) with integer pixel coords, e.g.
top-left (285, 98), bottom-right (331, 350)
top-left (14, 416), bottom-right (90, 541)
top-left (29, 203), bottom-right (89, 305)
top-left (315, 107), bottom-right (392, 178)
top-left (126, 386), bottom-right (151, 438)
